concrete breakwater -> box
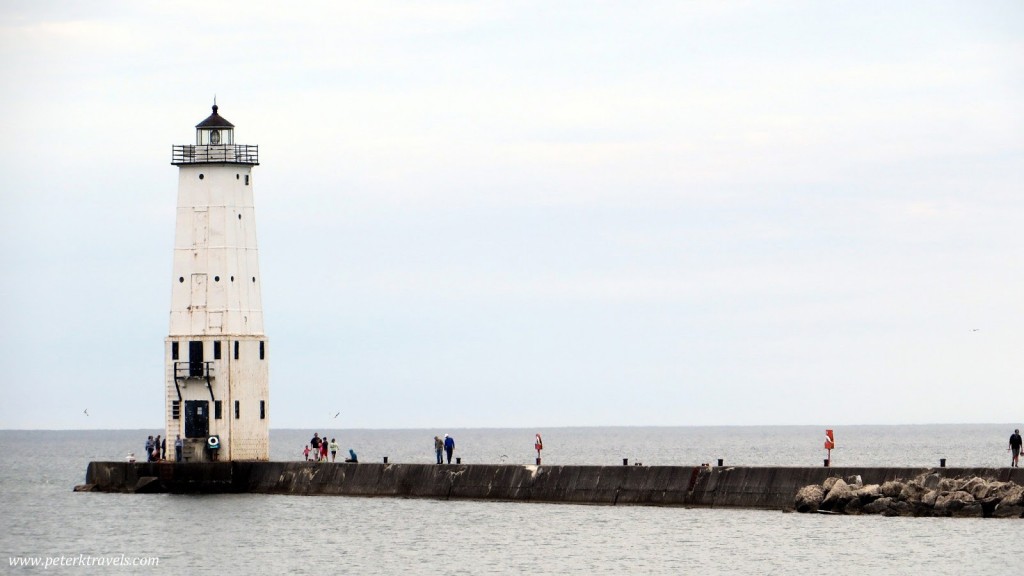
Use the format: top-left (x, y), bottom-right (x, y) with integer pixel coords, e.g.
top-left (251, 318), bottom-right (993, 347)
top-left (79, 461), bottom-right (1022, 516)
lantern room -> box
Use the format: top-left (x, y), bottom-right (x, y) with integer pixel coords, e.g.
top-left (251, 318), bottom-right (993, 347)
top-left (195, 104), bottom-right (235, 146)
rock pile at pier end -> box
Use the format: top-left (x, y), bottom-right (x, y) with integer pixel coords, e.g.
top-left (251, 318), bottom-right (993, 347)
top-left (795, 473), bottom-right (1024, 518)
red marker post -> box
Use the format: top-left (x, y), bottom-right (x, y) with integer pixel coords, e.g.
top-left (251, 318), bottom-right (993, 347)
top-left (535, 433), bottom-right (543, 465)
top-left (824, 429), bottom-right (835, 467)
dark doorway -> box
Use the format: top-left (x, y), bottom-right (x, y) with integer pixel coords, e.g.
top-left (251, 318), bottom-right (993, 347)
top-left (184, 400), bottom-right (209, 438)
top-left (189, 341), bottom-right (204, 377)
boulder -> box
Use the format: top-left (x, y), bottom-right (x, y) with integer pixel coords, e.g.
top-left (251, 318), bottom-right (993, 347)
top-left (952, 502), bottom-right (984, 518)
top-left (962, 477), bottom-right (990, 500)
top-left (822, 476), bottom-right (841, 492)
top-left (987, 482), bottom-right (1015, 499)
top-left (854, 484), bottom-right (881, 500)
top-left (900, 481), bottom-right (926, 502)
top-left (890, 500), bottom-right (912, 516)
top-left (934, 490), bottom-right (974, 514)
top-left (795, 485), bottom-right (825, 513)
top-left (845, 475), bottom-right (863, 489)
top-left (938, 478), bottom-right (960, 492)
top-left (920, 490), bottom-right (939, 507)
top-left (879, 480), bottom-right (903, 499)
top-left (992, 504), bottom-right (1024, 519)
top-left (920, 473), bottom-right (942, 490)
top-left (997, 485), bottom-right (1024, 506)
top-left (821, 478), bottom-right (854, 512)
top-left (862, 496), bottom-right (893, 515)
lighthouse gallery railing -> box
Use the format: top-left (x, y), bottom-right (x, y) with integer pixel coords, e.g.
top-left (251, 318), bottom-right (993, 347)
top-left (172, 144), bottom-right (259, 165)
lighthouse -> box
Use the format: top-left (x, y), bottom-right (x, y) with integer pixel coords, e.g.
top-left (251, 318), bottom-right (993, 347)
top-left (165, 104), bottom-right (269, 461)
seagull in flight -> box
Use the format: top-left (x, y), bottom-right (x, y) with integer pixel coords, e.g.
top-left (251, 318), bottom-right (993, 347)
top-left (333, 412), bottom-right (340, 419)
top-left (83, 409), bottom-right (89, 416)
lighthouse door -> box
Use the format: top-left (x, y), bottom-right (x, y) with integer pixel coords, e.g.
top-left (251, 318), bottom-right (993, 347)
top-left (188, 340), bottom-right (204, 377)
top-left (184, 400), bottom-right (210, 438)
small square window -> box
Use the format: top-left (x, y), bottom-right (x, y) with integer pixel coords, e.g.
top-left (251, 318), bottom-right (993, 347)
top-left (215, 400), bottom-right (222, 420)
top-left (234, 400), bottom-right (240, 419)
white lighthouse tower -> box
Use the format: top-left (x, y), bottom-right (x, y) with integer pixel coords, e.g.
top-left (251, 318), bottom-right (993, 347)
top-left (165, 103), bottom-right (269, 461)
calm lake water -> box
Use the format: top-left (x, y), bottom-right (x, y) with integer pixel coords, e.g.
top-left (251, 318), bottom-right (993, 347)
top-left (0, 425), bottom-right (1020, 575)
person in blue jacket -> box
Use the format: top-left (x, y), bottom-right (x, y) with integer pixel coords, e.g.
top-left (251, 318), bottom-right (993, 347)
top-left (443, 434), bottom-right (455, 464)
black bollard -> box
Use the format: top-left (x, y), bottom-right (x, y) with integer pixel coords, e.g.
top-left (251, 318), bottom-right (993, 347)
top-left (383, 456), bottom-right (388, 464)
top-left (824, 459), bottom-right (830, 467)
top-left (940, 458), bottom-right (946, 468)
top-left (536, 457), bottom-right (541, 465)
top-left (623, 458), bottom-right (629, 466)
top-left (717, 458), bottom-right (723, 467)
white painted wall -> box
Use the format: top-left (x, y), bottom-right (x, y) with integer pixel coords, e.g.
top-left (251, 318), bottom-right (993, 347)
top-left (169, 163), bottom-right (264, 337)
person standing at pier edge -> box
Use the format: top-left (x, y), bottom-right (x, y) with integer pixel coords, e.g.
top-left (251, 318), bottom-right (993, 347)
top-left (434, 436), bottom-right (444, 464)
top-left (1009, 429), bottom-right (1023, 467)
top-left (310, 433), bottom-right (321, 462)
top-left (161, 436), bottom-right (166, 460)
top-left (145, 436), bottom-right (154, 462)
top-left (320, 438), bottom-right (329, 462)
top-left (329, 438), bottom-right (339, 462)
top-left (153, 435), bottom-right (162, 461)
top-left (174, 435), bottom-right (183, 462)
top-left (444, 434), bottom-right (455, 464)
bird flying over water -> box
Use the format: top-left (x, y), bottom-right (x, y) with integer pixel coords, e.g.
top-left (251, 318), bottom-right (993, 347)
top-left (333, 412), bottom-right (340, 418)
top-left (83, 409), bottom-right (89, 416)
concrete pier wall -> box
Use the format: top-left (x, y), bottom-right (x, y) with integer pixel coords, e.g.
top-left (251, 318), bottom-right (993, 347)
top-left (81, 461), bottom-right (1024, 511)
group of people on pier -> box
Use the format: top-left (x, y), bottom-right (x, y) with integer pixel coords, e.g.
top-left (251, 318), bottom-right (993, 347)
top-left (143, 434), bottom-right (185, 462)
top-left (305, 432), bottom-right (357, 463)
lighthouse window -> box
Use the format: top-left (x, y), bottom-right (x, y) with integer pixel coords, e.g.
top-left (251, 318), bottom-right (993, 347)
top-left (234, 340), bottom-right (239, 360)
top-left (259, 341), bottom-right (265, 360)
top-left (260, 400), bottom-right (266, 420)
top-left (236, 174), bottom-right (240, 180)
top-left (179, 277), bottom-right (184, 283)
top-left (245, 175), bottom-right (250, 185)
top-left (215, 400), bottom-right (222, 420)
top-left (213, 341), bottom-right (221, 360)
top-left (171, 342), bottom-right (179, 360)
top-left (172, 400), bottom-right (180, 420)
top-left (198, 174), bottom-right (204, 180)
top-left (230, 276), bottom-right (235, 282)
top-left (252, 276), bottom-right (256, 283)
top-left (234, 400), bottom-right (240, 419)
top-left (237, 214), bottom-right (242, 220)
top-left (214, 276), bottom-right (220, 282)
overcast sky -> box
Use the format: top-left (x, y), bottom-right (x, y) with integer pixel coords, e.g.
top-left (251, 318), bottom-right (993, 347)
top-left (1, 1), bottom-right (1022, 430)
